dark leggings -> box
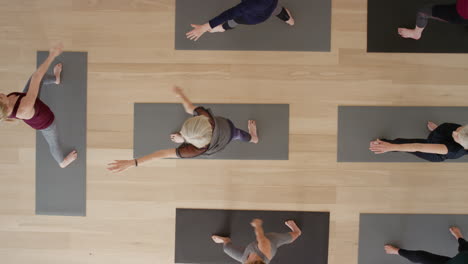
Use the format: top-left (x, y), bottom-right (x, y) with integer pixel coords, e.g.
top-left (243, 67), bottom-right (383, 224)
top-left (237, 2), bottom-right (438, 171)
top-left (222, 5), bottom-right (289, 30)
top-left (416, 4), bottom-right (468, 28)
top-left (228, 120), bottom-right (252, 142)
top-left (399, 238), bottom-right (468, 264)
top-left (381, 138), bottom-right (444, 162)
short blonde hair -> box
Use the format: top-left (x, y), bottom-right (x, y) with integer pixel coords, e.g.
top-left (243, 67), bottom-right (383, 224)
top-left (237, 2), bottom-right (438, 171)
top-left (0, 101), bottom-right (8, 122)
top-left (180, 116), bottom-right (212, 148)
top-left (457, 125), bottom-right (468, 149)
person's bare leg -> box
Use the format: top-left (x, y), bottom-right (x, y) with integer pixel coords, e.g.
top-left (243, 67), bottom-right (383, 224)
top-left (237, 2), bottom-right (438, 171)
top-left (59, 150), bottom-right (78, 168)
top-left (398, 26), bottom-right (424, 40)
top-left (212, 235), bottom-right (231, 244)
top-left (450, 226), bottom-right (464, 239)
top-left (53, 63), bottom-right (62, 84)
top-left (384, 245), bottom-right (400, 255)
top-left (248, 120), bottom-right (259, 144)
top-left (427, 121), bottom-right (438, 131)
top-left (285, 220), bottom-right (302, 242)
top-left (284, 8), bottom-right (295, 26)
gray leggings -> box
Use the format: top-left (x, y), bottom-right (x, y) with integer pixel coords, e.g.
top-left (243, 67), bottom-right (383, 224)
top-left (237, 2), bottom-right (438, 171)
top-left (225, 4), bottom-right (285, 29)
top-left (23, 73), bottom-right (66, 164)
top-left (223, 232), bottom-right (293, 263)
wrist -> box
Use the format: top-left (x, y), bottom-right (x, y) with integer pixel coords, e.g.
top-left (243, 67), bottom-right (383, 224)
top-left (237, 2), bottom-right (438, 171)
top-left (389, 143), bottom-right (399, 152)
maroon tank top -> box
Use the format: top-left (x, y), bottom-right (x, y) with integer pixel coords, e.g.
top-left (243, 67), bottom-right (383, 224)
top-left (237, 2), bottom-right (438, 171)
top-left (458, 0), bottom-right (468, 19)
top-left (7, 92), bottom-right (55, 130)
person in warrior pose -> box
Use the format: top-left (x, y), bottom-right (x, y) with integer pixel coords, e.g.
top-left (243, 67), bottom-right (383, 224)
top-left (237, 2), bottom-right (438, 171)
top-left (186, 0), bottom-right (295, 41)
top-left (369, 121), bottom-right (468, 162)
top-left (107, 86), bottom-right (259, 173)
top-left (211, 218), bottom-right (302, 264)
top-left (385, 227), bottom-right (468, 264)
top-left (0, 43), bottom-right (77, 168)
top-left (398, 0), bottom-right (468, 40)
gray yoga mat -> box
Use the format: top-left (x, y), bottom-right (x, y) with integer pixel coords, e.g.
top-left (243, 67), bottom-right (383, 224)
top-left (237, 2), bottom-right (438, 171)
top-left (359, 214), bottom-right (468, 264)
top-left (36, 51), bottom-right (87, 216)
top-left (175, 208), bottom-right (330, 264)
top-left (367, 0), bottom-right (468, 53)
top-left (134, 103), bottom-right (289, 160)
top-left (337, 106), bottom-right (468, 162)
top-left (175, 0), bottom-right (331, 51)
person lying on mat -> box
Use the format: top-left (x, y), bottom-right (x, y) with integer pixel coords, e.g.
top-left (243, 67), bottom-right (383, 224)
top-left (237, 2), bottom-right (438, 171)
top-left (212, 218), bottom-right (302, 264)
top-left (186, 0), bottom-right (295, 41)
top-left (107, 86), bottom-right (259, 173)
top-left (398, 0), bottom-right (468, 40)
top-left (385, 226), bottom-right (468, 264)
top-left (0, 43), bottom-right (77, 168)
top-left (369, 121), bottom-right (468, 162)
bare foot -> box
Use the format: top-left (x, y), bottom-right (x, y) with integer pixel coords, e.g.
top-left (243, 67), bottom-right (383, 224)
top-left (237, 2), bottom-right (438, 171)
top-left (59, 150), bottom-right (78, 168)
top-left (212, 235), bottom-right (231, 244)
top-left (209, 24), bottom-right (225, 33)
top-left (384, 245), bottom-right (400, 255)
top-left (285, 220), bottom-right (302, 236)
top-left (248, 120), bottom-right (259, 144)
top-left (427, 121), bottom-right (438, 132)
top-left (170, 133), bottom-right (185, 143)
top-left (53, 63), bottom-right (62, 84)
top-left (450, 226), bottom-right (464, 240)
top-left (398, 28), bottom-right (422, 40)
top-left (284, 8), bottom-right (295, 26)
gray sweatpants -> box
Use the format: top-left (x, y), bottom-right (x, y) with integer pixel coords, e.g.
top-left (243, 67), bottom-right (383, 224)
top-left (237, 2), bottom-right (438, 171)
top-left (23, 72), bottom-right (66, 165)
top-left (223, 232), bottom-right (293, 263)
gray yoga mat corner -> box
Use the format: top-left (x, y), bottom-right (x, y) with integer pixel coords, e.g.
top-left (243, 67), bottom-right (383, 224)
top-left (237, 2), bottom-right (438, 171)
top-left (36, 51), bottom-right (87, 216)
top-left (368, 0), bottom-right (468, 53)
top-left (175, 0), bottom-right (331, 51)
top-left (175, 208), bottom-right (330, 264)
top-left (359, 214), bottom-right (468, 264)
top-left (134, 103), bottom-right (289, 160)
top-left (337, 106), bottom-right (468, 162)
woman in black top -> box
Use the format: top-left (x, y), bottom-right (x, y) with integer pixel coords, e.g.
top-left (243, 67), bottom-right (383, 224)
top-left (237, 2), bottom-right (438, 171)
top-left (384, 227), bottom-right (468, 264)
top-left (369, 121), bottom-right (468, 162)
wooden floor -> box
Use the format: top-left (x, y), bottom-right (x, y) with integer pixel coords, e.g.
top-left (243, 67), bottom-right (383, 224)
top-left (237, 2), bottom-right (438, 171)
top-left (1, 0), bottom-right (468, 263)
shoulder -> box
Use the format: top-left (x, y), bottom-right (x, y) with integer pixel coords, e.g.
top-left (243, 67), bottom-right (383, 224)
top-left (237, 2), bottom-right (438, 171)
top-left (193, 106), bottom-right (214, 118)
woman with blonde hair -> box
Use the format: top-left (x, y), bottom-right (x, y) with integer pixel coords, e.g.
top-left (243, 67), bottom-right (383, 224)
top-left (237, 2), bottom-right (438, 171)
top-left (0, 43), bottom-right (77, 168)
top-left (369, 121), bottom-right (468, 162)
top-left (211, 218), bottom-right (302, 264)
top-left (107, 86), bottom-right (259, 173)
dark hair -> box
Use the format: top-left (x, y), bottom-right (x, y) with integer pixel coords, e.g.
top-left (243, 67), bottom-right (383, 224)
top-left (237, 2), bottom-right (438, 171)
top-left (247, 261), bottom-right (266, 264)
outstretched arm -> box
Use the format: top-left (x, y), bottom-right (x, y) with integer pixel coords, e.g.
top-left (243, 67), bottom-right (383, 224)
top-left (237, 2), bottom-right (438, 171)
top-left (369, 139), bottom-right (448, 155)
top-left (186, 1), bottom-right (250, 41)
top-left (250, 219), bottom-right (272, 259)
top-left (107, 148), bottom-right (177, 173)
top-left (172, 86), bottom-right (196, 114)
top-left (19, 43), bottom-right (63, 117)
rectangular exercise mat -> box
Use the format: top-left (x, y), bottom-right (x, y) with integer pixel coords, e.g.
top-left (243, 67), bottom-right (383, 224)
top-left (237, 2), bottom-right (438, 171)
top-left (359, 214), bottom-right (468, 264)
top-left (175, 208), bottom-right (330, 264)
top-left (368, 0), bottom-right (468, 53)
top-left (134, 103), bottom-right (289, 160)
top-left (175, 0), bottom-right (331, 51)
top-left (337, 106), bottom-right (468, 162)
top-left (36, 51), bottom-right (87, 216)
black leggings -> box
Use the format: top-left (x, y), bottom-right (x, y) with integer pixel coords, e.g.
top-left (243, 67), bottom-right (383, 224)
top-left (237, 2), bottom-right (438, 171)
top-left (381, 138), bottom-right (444, 162)
top-left (416, 4), bottom-right (468, 28)
top-left (399, 238), bottom-right (468, 264)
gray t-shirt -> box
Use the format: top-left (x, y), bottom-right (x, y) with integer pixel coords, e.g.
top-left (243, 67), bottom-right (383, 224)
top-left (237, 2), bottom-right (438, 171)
top-left (241, 233), bottom-right (293, 263)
